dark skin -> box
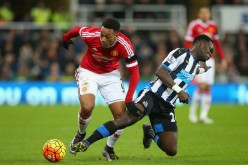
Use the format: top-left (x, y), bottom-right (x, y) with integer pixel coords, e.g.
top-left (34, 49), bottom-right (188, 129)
top-left (111, 40), bottom-right (214, 156)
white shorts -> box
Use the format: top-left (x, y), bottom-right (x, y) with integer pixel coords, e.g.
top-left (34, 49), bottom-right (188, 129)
top-left (75, 67), bottom-right (126, 105)
top-left (195, 58), bottom-right (215, 85)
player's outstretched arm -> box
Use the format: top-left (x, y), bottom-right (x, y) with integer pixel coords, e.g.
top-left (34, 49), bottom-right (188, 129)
top-left (62, 26), bottom-right (82, 50)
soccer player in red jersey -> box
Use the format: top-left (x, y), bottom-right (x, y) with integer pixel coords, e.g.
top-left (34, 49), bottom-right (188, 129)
top-left (62, 17), bottom-right (140, 161)
top-left (185, 7), bottom-right (227, 124)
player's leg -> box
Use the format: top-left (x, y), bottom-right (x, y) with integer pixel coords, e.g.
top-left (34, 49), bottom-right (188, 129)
top-left (154, 131), bottom-right (178, 156)
top-left (70, 68), bottom-right (98, 154)
top-left (71, 110), bottom-right (141, 153)
top-left (97, 70), bottom-right (127, 161)
top-left (199, 59), bottom-right (215, 124)
top-left (71, 91), bottom-right (151, 154)
top-left (147, 99), bottom-right (178, 156)
top-left (102, 101), bottom-right (126, 161)
top-left (189, 87), bottom-right (201, 123)
top-left (199, 84), bottom-right (213, 124)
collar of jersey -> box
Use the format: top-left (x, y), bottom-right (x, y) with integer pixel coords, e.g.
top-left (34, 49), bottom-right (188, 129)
top-left (188, 48), bottom-right (198, 64)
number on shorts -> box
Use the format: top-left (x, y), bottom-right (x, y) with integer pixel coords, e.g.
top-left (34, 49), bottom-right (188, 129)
top-left (170, 112), bottom-right (176, 122)
top-left (121, 83), bottom-right (125, 93)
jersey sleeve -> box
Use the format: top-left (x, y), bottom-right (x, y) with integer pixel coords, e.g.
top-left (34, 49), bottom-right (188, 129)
top-left (118, 36), bottom-right (136, 68)
top-left (123, 44), bottom-right (140, 102)
top-left (118, 35), bottom-right (140, 102)
top-left (79, 26), bottom-right (99, 41)
top-left (161, 48), bottom-right (186, 72)
top-left (62, 26), bottom-right (84, 42)
top-left (212, 25), bottom-right (225, 60)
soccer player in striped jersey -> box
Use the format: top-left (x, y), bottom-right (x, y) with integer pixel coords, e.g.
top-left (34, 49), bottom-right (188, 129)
top-left (62, 17), bottom-right (140, 161)
top-left (71, 34), bottom-right (214, 157)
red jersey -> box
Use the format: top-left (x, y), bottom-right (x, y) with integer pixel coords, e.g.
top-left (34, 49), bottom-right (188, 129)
top-left (62, 26), bottom-right (140, 102)
top-left (63, 26), bottom-right (137, 74)
top-left (185, 19), bottom-right (225, 60)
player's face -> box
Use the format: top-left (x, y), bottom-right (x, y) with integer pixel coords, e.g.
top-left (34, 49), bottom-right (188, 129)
top-left (198, 8), bottom-right (211, 22)
top-left (100, 27), bottom-right (118, 48)
top-left (197, 41), bottom-right (214, 61)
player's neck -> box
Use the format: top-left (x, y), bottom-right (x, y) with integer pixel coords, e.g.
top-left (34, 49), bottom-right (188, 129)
top-left (107, 39), bottom-right (117, 48)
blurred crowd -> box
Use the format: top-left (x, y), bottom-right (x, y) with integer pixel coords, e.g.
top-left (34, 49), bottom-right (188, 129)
top-left (0, 0), bottom-right (247, 82)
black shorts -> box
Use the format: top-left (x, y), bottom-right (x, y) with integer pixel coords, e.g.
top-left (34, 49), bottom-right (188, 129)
top-left (134, 90), bottom-right (178, 133)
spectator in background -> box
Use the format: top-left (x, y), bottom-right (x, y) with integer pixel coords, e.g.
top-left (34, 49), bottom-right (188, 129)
top-left (185, 7), bottom-right (227, 124)
top-left (155, 38), bottom-right (168, 68)
top-left (166, 29), bottom-right (183, 52)
top-left (0, 53), bottom-right (15, 80)
top-left (235, 28), bottom-right (248, 76)
top-left (30, 1), bottom-right (51, 26)
top-left (51, 7), bottom-right (72, 30)
top-left (46, 62), bottom-right (61, 81)
top-left (0, 1), bottom-right (14, 23)
top-left (14, 63), bottom-right (30, 82)
top-left (217, 33), bottom-right (240, 82)
top-left (60, 62), bottom-right (77, 82)
top-left (137, 42), bottom-right (156, 80)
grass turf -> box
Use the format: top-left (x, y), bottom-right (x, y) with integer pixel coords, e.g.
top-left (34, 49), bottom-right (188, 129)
top-left (0, 104), bottom-right (247, 165)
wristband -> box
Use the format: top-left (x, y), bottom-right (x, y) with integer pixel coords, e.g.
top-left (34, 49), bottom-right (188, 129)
top-left (172, 84), bottom-right (182, 93)
top-left (198, 68), bottom-right (205, 74)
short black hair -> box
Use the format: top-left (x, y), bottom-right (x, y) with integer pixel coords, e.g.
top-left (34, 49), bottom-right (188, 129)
top-left (102, 17), bottom-right (120, 32)
top-left (193, 34), bottom-right (213, 45)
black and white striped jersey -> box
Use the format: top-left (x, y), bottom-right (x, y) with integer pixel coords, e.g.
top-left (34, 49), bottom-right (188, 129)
top-left (145, 48), bottom-right (200, 107)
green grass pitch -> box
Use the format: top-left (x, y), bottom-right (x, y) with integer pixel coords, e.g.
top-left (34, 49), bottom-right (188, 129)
top-left (0, 104), bottom-right (247, 165)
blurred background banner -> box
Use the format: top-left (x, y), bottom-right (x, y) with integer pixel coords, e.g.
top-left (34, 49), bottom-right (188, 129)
top-left (0, 81), bottom-right (247, 106)
top-left (212, 6), bottom-right (248, 33)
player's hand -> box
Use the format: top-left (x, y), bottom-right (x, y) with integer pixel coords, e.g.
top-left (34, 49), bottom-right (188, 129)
top-left (221, 59), bottom-right (227, 70)
top-left (62, 40), bottom-right (73, 50)
top-left (177, 90), bottom-right (190, 104)
top-left (199, 61), bottom-right (211, 72)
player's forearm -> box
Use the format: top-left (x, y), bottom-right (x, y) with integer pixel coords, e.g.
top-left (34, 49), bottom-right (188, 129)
top-left (125, 65), bottom-right (140, 102)
top-left (156, 66), bottom-right (176, 89)
top-left (213, 39), bottom-right (225, 60)
top-left (62, 26), bottom-right (82, 42)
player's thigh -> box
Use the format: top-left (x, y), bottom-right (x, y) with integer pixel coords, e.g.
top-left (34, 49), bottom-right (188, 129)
top-left (109, 101), bottom-right (126, 119)
top-left (149, 102), bottom-right (178, 152)
top-left (150, 115), bottom-right (178, 154)
top-left (98, 71), bottom-right (126, 105)
top-left (76, 67), bottom-right (98, 109)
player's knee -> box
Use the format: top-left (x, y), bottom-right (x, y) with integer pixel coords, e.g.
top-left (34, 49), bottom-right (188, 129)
top-left (165, 149), bottom-right (177, 157)
top-left (114, 112), bottom-right (138, 129)
top-left (80, 104), bottom-right (94, 118)
top-left (160, 145), bottom-right (177, 156)
top-left (112, 110), bottom-right (125, 119)
top-left (199, 83), bottom-right (210, 91)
